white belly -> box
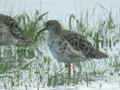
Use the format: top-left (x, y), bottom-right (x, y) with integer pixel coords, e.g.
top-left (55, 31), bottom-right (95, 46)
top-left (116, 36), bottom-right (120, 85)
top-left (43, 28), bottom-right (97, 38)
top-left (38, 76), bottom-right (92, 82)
top-left (47, 37), bottom-right (86, 64)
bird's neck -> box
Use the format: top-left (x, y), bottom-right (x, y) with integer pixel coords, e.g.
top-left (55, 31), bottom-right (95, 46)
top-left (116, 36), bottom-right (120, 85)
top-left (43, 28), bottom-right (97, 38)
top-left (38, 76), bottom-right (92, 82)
top-left (48, 28), bottom-right (62, 39)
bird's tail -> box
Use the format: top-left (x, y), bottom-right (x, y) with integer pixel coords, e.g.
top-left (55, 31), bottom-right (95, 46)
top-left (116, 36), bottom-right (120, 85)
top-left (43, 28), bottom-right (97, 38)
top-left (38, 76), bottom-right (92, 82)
top-left (87, 48), bottom-right (108, 59)
top-left (91, 50), bottom-right (108, 59)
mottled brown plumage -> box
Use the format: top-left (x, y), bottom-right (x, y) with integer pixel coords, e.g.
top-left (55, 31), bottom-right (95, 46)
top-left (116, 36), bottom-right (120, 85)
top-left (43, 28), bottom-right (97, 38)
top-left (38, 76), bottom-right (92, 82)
top-left (36, 20), bottom-right (108, 64)
top-left (36, 20), bottom-right (108, 74)
top-left (0, 14), bottom-right (32, 45)
top-left (62, 30), bottom-right (108, 59)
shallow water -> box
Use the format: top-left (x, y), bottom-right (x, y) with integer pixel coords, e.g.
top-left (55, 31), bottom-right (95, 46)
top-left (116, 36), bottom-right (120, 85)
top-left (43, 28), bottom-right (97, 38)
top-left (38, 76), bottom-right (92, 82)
top-left (0, 0), bottom-right (120, 90)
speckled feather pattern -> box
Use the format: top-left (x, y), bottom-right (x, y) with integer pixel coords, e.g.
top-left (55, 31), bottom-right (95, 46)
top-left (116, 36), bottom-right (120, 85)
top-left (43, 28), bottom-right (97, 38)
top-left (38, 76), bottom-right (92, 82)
top-left (62, 30), bottom-right (108, 59)
top-left (45, 20), bottom-right (108, 63)
top-left (0, 14), bottom-right (32, 45)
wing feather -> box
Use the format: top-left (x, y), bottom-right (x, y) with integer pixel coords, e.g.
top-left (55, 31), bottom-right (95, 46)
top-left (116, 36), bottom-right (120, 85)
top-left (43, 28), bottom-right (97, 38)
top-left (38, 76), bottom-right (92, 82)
top-left (62, 30), bottom-right (107, 58)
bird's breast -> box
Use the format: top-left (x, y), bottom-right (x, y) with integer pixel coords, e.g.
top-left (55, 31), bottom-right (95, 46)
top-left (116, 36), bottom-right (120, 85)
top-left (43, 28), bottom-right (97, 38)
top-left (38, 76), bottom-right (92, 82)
top-left (47, 34), bottom-right (87, 63)
top-left (47, 35), bottom-right (67, 61)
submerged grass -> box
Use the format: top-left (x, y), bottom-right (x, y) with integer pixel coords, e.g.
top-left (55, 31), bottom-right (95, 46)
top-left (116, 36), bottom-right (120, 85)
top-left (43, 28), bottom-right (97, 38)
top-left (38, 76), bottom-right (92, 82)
top-left (0, 9), bottom-right (120, 89)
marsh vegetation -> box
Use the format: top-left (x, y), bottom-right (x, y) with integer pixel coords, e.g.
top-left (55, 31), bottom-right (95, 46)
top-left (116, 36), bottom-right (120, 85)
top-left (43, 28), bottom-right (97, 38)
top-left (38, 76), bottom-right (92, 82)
top-left (0, 9), bottom-right (120, 89)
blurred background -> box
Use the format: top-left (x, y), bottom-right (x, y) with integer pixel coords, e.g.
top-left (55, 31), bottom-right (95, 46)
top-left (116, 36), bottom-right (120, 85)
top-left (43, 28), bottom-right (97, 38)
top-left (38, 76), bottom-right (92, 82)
top-left (0, 0), bottom-right (120, 90)
top-left (1, 0), bottom-right (120, 19)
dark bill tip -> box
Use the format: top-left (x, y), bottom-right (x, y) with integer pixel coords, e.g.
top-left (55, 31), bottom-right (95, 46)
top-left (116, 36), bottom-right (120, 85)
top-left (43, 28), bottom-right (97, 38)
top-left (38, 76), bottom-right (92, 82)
top-left (34, 27), bottom-right (47, 41)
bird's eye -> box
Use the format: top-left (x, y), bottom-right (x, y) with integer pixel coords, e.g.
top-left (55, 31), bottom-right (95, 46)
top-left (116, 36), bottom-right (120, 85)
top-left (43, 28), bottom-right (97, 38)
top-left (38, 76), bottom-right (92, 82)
top-left (46, 22), bottom-right (49, 27)
top-left (9, 22), bottom-right (14, 27)
top-left (14, 24), bottom-right (18, 28)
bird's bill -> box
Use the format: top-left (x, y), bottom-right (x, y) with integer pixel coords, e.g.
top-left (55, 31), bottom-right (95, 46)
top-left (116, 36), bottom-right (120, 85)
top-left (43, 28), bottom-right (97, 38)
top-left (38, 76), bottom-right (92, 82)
top-left (34, 27), bottom-right (47, 40)
top-left (38, 27), bottom-right (47, 33)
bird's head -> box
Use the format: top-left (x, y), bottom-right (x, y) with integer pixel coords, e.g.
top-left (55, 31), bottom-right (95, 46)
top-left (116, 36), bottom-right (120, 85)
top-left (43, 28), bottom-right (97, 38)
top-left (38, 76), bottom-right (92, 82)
top-left (35, 20), bottom-right (62, 40)
top-left (0, 14), bottom-right (33, 45)
top-left (45, 20), bottom-right (62, 30)
top-left (0, 14), bottom-right (20, 32)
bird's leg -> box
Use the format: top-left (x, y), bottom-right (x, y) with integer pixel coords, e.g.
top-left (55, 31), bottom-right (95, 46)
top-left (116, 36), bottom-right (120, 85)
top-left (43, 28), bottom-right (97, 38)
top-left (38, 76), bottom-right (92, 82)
top-left (78, 63), bottom-right (82, 81)
top-left (9, 47), bottom-right (13, 55)
top-left (79, 63), bottom-right (82, 73)
top-left (67, 63), bottom-right (71, 83)
top-left (73, 64), bottom-right (76, 73)
top-left (68, 64), bottom-right (71, 74)
top-left (72, 64), bottom-right (76, 84)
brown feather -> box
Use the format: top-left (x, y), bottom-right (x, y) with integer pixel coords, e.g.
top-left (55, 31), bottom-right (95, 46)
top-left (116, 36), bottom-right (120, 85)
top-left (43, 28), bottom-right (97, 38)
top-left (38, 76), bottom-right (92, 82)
top-left (62, 30), bottom-right (108, 59)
